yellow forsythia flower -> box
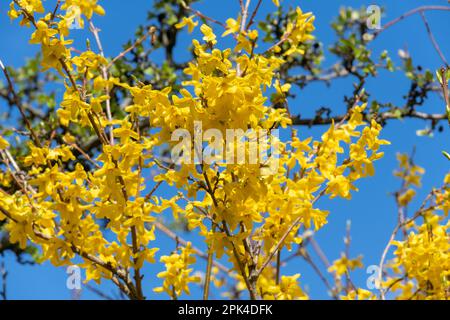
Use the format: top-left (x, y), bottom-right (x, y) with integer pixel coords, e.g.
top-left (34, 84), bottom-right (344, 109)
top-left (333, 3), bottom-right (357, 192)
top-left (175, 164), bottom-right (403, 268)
top-left (0, 136), bottom-right (10, 150)
top-left (175, 16), bottom-right (198, 33)
top-left (154, 243), bottom-right (201, 298)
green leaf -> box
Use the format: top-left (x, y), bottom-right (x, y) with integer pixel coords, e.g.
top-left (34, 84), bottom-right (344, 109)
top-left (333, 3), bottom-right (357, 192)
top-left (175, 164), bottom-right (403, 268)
top-left (443, 151), bottom-right (450, 161)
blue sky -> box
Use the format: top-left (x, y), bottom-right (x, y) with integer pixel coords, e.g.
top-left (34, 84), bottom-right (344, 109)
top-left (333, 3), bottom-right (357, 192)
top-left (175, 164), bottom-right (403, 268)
top-left (0, 0), bottom-right (449, 300)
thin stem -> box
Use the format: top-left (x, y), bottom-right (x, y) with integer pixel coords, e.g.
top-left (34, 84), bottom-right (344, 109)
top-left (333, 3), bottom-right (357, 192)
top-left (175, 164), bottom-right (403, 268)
top-left (378, 202), bottom-right (437, 300)
top-left (299, 248), bottom-right (338, 299)
top-left (256, 187), bottom-right (327, 278)
top-left (181, 1), bottom-right (226, 28)
top-left (203, 225), bottom-right (216, 300)
top-left (246, 0), bottom-right (263, 30)
top-left (239, 0), bottom-right (251, 32)
top-left (84, 283), bottom-right (114, 300)
top-left (275, 250), bottom-right (281, 285)
top-left (419, 12), bottom-right (448, 67)
top-left (89, 20), bottom-right (114, 144)
top-left (309, 237), bottom-right (331, 268)
top-left (51, 0), bottom-right (61, 21)
top-left (107, 27), bottom-right (156, 69)
top-left (221, 220), bottom-right (257, 300)
top-left (154, 221), bottom-right (229, 274)
top-left (201, 171), bottom-right (257, 299)
top-left (0, 59), bottom-right (42, 147)
top-left (0, 259), bottom-right (7, 300)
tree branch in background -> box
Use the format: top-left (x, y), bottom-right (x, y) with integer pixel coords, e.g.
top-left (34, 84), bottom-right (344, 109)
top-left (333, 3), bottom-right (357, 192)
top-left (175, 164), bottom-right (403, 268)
top-left (0, 259), bottom-right (7, 300)
top-left (374, 6), bottom-right (450, 38)
top-left (107, 27), bottom-right (156, 70)
top-left (419, 12), bottom-right (448, 67)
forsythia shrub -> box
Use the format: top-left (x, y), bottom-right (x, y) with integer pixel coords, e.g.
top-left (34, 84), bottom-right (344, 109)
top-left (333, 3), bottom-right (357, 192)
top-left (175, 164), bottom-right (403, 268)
top-left (0, 0), bottom-right (448, 300)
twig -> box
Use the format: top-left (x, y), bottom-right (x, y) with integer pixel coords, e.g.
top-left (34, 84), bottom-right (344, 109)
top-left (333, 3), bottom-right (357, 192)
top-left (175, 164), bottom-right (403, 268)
top-left (51, 0), bottom-right (61, 21)
top-left (69, 143), bottom-right (100, 168)
top-left (239, 0), bottom-right (251, 33)
top-left (374, 6), bottom-right (450, 38)
top-left (264, 20), bottom-right (297, 54)
top-left (84, 283), bottom-right (114, 300)
top-left (106, 27), bottom-right (156, 70)
top-left (384, 276), bottom-right (406, 297)
top-left (275, 249), bottom-right (281, 285)
top-left (181, 1), bottom-right (226, 28)
top-left (0, 204), bottom-right (136, 299)
top-left (246, 0), bottom-right (263, 30)
top-left (309, 237), bottom-right (331, 268)
top-left (0, 259), bottom-right (7, 300)
top-left (0, 59), bottom-right (42, 147)
top-left (343, 220), bottom-right (353, 293)
top-left (299, 248), bottom-right (338, 299)
top-left (256, 187), bottom-right (327, 278)
top-left (419, 12), bottom-right (448, 67)
top-left (89, 20), bottom-right (114, 145)
top-left (153, 220), bottom-right (229, 274)
top-left (378, 197), bottom-right (437, 300)
top-left (201, 170), bottom-right (258, 299)
top-left (203, 224), bottom-right (216, 300)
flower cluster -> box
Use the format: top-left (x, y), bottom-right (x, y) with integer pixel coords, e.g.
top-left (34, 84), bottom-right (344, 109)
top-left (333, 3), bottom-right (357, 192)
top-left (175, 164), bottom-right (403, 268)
top-left (0, 0), bottom-right (393, 300)
top-left (154, 243), bottom-right (201, 298)
top-left (382, 156), bottom-right (449, 300)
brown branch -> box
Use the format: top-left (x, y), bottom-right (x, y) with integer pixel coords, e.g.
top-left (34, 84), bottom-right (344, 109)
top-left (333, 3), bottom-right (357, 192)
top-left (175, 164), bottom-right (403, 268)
top-left (221, 220), bottom-right (258, 300)
top-left (69, 143), bottom-right (100, 168)
top-left (181, 1), bottom-right (226, 28)
top-left (246, 0), bottom-right (263, 30)
top-left (51, 0), bottom-right (61, 21)
top-left (12, 0), bottom-right (37, 28)
top-left (0, 87), bottom-right (46, 119)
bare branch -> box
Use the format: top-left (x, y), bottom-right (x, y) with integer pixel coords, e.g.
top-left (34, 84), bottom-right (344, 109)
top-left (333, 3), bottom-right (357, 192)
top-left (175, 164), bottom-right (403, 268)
top-left (89, 20), bottom-right (114, 145)
top-left (419, 12), bottom-right (448, 67)
top-left (0, 58), bottom-right (42, 147)
top-left (106, 27), bottom-right (156, 70)
top-left (374, 6), bottom-right (450, 38)
top-left (0, 259), bottom-right (7, 300)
